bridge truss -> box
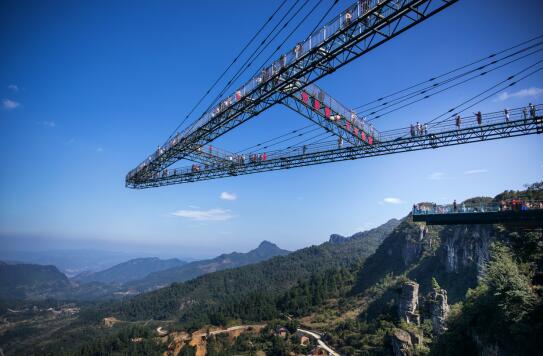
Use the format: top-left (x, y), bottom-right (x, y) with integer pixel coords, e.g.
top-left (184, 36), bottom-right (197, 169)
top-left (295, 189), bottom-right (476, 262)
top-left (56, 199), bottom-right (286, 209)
top-left (126, 0), bottom-right (459, 187)
top-left (125, 0), bottom-right (541, 189)
top-left (128, 108), bottom-right (543, 188)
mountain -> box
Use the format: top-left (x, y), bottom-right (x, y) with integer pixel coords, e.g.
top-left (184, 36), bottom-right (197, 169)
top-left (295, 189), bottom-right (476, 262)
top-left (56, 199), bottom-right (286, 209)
top-left (0, 262), bottom-right (71, 300)
top-left (329, 218), bottom-right (400, 245)
top-left (0, 249), bottom-right (141, 277)
top-left (123, 240), bottom-right (290, 292)
top-left (7, 185), bottom-right (542, 355)
top-left (75, 257), bottom-right (186, 285)
top-left (108, 219), bottom-right (399, 320)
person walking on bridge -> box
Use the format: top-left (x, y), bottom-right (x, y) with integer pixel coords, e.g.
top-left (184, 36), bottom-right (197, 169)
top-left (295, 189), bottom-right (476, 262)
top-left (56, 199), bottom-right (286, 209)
top-left (504, 108), bottom-right (510, 123)
top-left (475, 111), bottom-right (482, 126)
top-left (529, 103), bottom-right (536, 120)
top-left (455, 114), bottom-right (461, 130)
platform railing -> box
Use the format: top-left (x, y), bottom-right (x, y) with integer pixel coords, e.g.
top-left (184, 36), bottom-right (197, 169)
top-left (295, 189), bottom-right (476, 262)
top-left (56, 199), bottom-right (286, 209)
top-left (413, 200), bottom-right (543, 215)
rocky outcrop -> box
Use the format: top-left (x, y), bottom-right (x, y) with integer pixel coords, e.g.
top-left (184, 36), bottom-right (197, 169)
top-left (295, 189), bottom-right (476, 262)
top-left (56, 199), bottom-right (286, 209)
top-left (329, 234), bottom-right (348, 244)
top-left (391, 328), bottom-right (423, 356)
top-left (402, 236), bottom-right (423, 267)
top-left (398, 281), bottom-right (420, 325)
top-left (429, 288), bottom-right (449, 334)
top-left (440, 225), bottom-right (494, 277)
top-left (391, 329), bottom-right (413, 356)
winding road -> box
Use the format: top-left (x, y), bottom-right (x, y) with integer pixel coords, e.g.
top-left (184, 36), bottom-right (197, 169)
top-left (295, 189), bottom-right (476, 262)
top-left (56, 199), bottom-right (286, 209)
top-left (297, 328), bottom-right (340, 356)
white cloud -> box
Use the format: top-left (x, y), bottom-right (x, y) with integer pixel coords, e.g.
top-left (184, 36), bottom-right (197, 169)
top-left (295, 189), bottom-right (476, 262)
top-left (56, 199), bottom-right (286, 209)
top-left (7, 84), bottom-right (19, 92)
top-left (464, 169), bottom-right (487, 175)
top-left (427, 172), bottom-right (445, 180)
top-left (383, 197), bottom-right (403, 204)
top-left (220, 192), bottom-right (237, 201)
top-left (2, 98), bottom-right (20, 110)
top-left (172, 208), bottom-right (235, 221)
top-left (495, 87), bottom-right (543, 102)
top-left (38, 121), bottom-right (56, 128)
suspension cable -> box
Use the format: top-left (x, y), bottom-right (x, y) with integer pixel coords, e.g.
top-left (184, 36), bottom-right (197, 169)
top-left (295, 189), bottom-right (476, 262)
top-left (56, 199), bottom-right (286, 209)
top-left (364, 46), bottom-right (543, 121)
top-left (196, 0), bottom-right (312, 123)
top-left (166, 0), bottom-right (303, 140)
top-left (425, 59), bottom-right (543, 128)
top-left (352, 33), bottom-right (543, 111)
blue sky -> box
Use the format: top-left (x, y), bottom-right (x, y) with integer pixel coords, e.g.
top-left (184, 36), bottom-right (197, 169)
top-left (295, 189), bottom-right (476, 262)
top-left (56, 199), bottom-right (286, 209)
top-left (1, 0), bottom-right (542, 259)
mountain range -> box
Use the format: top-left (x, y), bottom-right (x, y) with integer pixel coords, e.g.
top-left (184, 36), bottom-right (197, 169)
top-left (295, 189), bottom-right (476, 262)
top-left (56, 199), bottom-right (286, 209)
top-left (122, 240), bottom-right (291, 292)
top-left (0, 240), bottom-right (292, 300)
top-left (74, 257), bottom-right (186, 285)
top-left (108, 218), bottom-right (400, 320)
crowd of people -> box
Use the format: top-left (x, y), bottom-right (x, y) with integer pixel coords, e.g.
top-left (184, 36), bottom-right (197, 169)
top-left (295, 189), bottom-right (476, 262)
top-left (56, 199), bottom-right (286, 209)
top-left (413, 198), bottom-right (543, 215)
top-left (410, 103), bottom-right (539, 138)
top-left (410, 122), bottom-right (428, 137)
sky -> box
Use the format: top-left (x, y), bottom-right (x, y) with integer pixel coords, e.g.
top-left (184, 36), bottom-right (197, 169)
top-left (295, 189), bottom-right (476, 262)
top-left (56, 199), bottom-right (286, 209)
top-left (1, 0), bottom-right (542, 259)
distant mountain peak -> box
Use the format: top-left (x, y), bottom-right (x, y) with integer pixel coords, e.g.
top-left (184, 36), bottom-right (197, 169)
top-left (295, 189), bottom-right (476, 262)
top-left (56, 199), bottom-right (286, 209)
top-left (257, 240), bottom-right (278, 249)
top-left (329, 234), bottom-right (348, 244)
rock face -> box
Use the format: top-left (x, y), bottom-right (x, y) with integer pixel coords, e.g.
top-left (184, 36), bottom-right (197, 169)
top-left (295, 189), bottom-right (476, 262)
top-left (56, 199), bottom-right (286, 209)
top-left (429, 288), bottom-right (450, 335)
top-left (398, 281), bottom-right (420, 325)
top-left (391, 329), bottom-right (413, 356)
top-left (329, 234), bottom-right (348, 244)
top-left (440, 225), bottom-right (494, 277)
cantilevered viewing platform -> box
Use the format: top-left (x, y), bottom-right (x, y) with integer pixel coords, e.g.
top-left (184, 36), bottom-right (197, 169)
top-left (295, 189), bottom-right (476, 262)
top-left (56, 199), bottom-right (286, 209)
top-left (412, 201), bottom-right (543, 226)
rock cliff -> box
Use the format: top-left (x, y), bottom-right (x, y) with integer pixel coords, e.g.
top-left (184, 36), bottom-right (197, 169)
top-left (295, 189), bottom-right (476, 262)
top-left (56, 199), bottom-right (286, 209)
top-left (398, 280), bottom-right (420, 325)
top-left (440, 225), bottom-right (494, 277)
top-left (429, 287), bottom-right (449, 335)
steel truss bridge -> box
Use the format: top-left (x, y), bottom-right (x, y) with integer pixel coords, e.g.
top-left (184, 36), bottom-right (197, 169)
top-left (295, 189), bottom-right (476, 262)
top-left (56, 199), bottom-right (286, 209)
top-left (125, 0), bottom-right (541, 189)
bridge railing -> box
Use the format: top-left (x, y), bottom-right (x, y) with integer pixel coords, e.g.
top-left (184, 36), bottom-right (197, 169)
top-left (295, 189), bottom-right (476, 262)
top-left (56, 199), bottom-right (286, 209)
top-left (300, 82), bottom-right (380, 141)
top-left (413, 200), bottom-right (543, 215)
top-left (133, 105), bottom-right (542, 182)
top-left (127, 0), bottom-right (398, 180)
top-left (379, 104), bottom-right (542, 141)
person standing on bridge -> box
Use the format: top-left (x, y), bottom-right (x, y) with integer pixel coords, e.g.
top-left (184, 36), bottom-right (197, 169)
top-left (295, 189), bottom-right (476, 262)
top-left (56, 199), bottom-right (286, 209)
top-left (476, 111), bottom-right (482, 126)
top-left (410, 124), bottom-right (415, 137)
top-left (529, 103), bottom-right (536, 119)
top-left (338, 137), bottom-right (343, 149)
top-left (523, 107), bottom-right (528, 121)
top-left (504, 108), bottom-right (510, 123)
top-left (344, 10), bottom-right (352, 28)
top-left (453, 199), bottom-right (457, 213)
top-left (294, 43), bottom-right (302, 59)
top-left (280, 54), bottom-right (287, 69)
top-left (455, 114), bottom-right (462, 130)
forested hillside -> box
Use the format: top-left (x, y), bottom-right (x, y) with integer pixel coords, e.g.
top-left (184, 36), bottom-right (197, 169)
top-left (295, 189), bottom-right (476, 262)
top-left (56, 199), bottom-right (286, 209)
top-left (123, 241), bottom-right (290, 292)
top-left (0, 262), bottom-right (71, 300)
top-left (75, 257), bottom-right (186, 285)
top-left (109, 218), bottom-right (399, 321)
top-left (4, 185), bottom-right (541, 355)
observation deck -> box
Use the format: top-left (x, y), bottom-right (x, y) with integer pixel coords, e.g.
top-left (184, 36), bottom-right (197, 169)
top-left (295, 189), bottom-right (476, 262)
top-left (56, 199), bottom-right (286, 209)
top-left (412, 201), bottom-right (543, 226)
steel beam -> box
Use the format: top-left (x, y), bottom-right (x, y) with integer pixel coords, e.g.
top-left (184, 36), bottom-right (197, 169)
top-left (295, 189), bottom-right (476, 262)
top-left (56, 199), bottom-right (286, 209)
top-left (280, 81), bottom-right (376, 146)
top-left (127, 0), bottom-right (459, 185)
top-left (127, 112), bottom-right (543, 188)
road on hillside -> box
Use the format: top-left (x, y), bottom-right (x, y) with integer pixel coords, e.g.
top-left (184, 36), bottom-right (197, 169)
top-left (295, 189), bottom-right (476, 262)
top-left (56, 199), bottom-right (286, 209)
top-left (297, 328), bottom-right (340, 356)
